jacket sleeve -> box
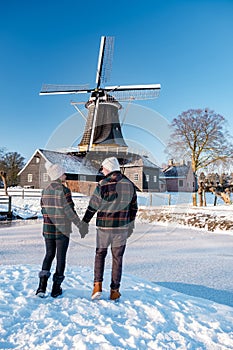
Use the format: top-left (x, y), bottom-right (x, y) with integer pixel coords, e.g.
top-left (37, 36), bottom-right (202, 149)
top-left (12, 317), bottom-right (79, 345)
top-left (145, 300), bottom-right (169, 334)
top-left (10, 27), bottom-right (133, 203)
top-left (82, 184), bottom-right (102, 223)
top-left (40, 190), bottom-right (46, 215)
top-left (130, 188), bottom-right (138, 223)
top-left (63, 187), bottom-right (81, 226)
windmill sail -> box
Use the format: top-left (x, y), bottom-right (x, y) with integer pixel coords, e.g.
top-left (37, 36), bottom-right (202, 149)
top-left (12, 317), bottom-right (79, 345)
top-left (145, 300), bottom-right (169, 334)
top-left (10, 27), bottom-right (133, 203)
top-left (96, 36), bottom-right (114, 86)
top-left (40, 84), bottom-right (90, 95)
top-left (105, 84), bottom-right (161, 101)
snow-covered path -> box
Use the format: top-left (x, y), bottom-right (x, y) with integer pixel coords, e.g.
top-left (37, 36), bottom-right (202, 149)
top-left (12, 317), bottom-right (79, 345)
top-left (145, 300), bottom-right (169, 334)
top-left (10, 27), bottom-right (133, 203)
top-left (1, 221), bottom-right (233, 307)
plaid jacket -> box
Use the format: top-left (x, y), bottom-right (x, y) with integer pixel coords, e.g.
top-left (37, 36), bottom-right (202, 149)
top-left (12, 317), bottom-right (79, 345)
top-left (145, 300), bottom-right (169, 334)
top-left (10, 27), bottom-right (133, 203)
top-left (41, 180), bottom-right (80, 238)
top-left (83, 171), bottom-right (138, 228)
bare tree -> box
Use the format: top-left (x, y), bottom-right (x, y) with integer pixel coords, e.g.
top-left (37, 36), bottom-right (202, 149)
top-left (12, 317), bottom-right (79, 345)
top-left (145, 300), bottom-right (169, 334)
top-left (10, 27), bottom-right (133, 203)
top-left (0, 171), bottom-right (8, 195)
top-left (0, 151), bottom-right (25, 187)
top-left (167, 108), bottom-right (233, 205)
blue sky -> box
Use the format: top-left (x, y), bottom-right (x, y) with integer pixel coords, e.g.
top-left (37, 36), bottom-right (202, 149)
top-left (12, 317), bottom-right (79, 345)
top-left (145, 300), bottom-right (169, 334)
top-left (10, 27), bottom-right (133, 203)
top-left (1, 0), bottom-right (233, 164)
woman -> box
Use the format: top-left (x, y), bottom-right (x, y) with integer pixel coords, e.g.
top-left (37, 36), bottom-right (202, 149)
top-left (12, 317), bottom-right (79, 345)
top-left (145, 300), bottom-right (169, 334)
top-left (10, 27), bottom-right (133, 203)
top-left (36, 163), bottom-right (81, 298)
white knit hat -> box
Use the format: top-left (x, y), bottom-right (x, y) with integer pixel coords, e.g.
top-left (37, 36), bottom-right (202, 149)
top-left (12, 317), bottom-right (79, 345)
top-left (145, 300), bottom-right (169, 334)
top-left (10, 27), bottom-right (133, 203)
top-left (102, 157), bottom-right (120, 173)
top-left (46, 163), bottom-right (65, 181)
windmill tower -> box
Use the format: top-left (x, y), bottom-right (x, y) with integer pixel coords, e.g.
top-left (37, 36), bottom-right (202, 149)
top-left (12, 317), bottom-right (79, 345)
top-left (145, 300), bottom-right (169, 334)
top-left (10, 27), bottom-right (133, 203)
top-left (78, 91), bottom-right (127, 152)
top-left (40, 36), bottom-right (161, 154)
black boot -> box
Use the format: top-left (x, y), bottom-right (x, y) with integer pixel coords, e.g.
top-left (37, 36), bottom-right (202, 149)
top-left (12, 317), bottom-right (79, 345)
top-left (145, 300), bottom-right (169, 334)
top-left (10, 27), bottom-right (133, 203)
top-left (51, 282), bottom-right (62, 298)
top-left (36, 276), bottom-right (48, 298)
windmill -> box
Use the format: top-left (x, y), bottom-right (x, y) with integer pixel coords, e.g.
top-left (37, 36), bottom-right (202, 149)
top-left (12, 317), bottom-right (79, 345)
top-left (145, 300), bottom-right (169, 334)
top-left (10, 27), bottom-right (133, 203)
top-left (40, 36), bottom-right (161, 153)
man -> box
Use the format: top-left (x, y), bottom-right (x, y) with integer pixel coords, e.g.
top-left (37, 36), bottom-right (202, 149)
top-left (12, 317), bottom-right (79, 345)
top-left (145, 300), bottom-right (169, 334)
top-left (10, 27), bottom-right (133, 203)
top-left (80, 157), bottom-right (138, 301)
top-left (36, 163), bottom-right (83, 298)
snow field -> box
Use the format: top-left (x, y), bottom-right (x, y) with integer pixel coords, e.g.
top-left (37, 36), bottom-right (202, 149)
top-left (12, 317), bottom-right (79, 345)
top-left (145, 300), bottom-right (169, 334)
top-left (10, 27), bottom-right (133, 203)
top-left (0, 265), bottom-right (233, 350)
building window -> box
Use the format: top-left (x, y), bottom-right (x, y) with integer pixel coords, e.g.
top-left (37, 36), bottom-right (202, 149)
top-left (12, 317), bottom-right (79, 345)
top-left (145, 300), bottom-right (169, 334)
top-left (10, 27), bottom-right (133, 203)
top-left (179, 179), bottom-right (183, 187)
top-left (43, 173), bottom-right (48, 182)
top-left (153, 175), bottom-right (157, 182)
top-left (35, 157), bottom-right (40, 163)
top-left (134, 173), bottom-right (139, 181)
top-left (146, 174), bottom-right (150, 182)
top-left (80, 175), bottom-right (86, 181)
top-left (28, 174), bottom-right (33, 182)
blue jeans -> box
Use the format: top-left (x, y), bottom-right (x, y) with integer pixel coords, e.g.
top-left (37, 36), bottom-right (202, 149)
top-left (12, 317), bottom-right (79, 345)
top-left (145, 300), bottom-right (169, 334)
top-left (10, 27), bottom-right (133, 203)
top-left (40, 235), bottom-right (70, 282)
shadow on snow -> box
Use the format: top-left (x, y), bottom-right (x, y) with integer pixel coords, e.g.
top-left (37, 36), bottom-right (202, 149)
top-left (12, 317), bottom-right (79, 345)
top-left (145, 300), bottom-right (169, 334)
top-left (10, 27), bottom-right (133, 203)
top-left (155, 281), bottom-right (233, 307)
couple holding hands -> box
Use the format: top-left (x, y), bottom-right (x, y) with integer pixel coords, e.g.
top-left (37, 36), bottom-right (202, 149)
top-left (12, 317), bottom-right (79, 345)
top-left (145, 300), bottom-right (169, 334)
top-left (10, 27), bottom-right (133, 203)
top-left (36, 157), bottom-right (138, 301)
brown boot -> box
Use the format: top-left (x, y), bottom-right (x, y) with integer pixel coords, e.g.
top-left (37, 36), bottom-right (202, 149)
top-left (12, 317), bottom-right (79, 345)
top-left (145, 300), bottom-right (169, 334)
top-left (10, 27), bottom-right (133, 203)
top-left (110, 288), bottom-right (121, 301)
top-left (91, 282), bottom-right (102, 300)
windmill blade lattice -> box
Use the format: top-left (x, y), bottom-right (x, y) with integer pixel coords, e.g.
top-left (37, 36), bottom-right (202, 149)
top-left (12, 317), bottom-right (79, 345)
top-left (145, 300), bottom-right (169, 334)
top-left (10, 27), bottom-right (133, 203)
top-left (40, 84), bottom-right (90, 95)
top-left (96, 36), bottom-right (114, 87)
top-left (105, 84), bottom-right (161, 101)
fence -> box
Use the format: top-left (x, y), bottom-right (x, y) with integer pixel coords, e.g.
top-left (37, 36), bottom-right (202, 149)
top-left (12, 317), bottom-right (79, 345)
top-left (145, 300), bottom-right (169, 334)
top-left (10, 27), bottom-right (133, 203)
top-left (0, 188), bottom-right (172, 206)
top-left (0, 188), bottom-right (42, 198)
top-left (137, 192), bottom-right (171, 206)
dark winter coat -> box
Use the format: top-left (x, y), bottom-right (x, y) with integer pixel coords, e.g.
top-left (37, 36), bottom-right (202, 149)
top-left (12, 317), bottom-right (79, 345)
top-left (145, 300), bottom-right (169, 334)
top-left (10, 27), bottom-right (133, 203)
top-left (83, 171), bottom-right (138, 228)
top-left (41, 179), bottom-right (80, 238)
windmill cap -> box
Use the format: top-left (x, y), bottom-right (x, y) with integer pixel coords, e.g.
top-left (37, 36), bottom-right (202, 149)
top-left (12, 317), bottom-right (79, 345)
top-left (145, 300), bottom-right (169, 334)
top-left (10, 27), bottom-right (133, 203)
top-left (102, 157), bottom-right (120, 173)
top-left (46, 163), bottom-right (66, 181)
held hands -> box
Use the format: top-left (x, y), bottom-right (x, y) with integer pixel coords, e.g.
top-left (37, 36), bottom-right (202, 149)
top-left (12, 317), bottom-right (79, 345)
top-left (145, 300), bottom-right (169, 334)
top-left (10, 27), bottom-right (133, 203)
top-left (79, 220), bottom-right (89, 238)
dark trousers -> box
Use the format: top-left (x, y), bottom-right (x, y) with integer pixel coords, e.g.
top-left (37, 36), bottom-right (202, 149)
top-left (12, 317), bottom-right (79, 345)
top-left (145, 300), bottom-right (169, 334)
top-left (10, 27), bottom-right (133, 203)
top-left (94, 228), bottom-right (127, 290)
top-left (41, 235), bottom-right (70, 282)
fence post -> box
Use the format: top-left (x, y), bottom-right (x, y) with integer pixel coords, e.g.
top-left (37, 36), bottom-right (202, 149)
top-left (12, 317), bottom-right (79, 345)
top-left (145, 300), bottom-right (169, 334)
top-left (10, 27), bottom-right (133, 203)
top-left (168, 194), bottom-right (171, 205)
top-left (150, 193), bottom-right (153, 206)
top-left (8, 195), bottom-right (12, 218)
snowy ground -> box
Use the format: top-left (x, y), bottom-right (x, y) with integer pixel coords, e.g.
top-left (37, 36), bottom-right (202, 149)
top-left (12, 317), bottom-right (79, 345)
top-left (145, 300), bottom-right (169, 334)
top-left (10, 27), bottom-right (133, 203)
top-left (1, 264), bottom-right (233, 350)
top-left (0, 193), bottom-right (233, 349)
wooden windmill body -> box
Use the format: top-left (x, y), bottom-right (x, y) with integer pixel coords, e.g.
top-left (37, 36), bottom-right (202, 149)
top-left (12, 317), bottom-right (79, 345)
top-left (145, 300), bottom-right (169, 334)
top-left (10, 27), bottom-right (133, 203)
top-left (78, 92), bottom-right (127, 152)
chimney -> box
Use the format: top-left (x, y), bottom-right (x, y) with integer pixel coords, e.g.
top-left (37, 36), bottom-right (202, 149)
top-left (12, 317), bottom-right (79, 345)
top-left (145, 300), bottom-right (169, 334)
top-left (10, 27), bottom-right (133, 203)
top-left (168, 159), bottom-right (174, 166)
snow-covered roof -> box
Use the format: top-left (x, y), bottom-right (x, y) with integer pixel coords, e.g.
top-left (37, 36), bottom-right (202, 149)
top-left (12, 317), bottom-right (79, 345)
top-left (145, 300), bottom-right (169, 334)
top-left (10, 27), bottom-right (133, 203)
top-left (163, 164), bottom-right (190, 178)
top-left (40, 149), bottom-right (97, 175)
top-left (18, 149), bottom-right (97, 176)
top-left (123, 156), bottom-right (160, 169)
